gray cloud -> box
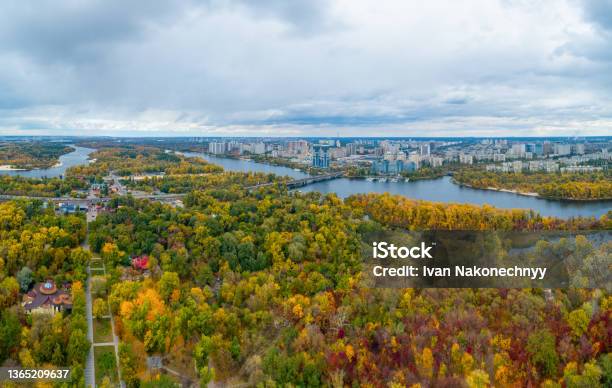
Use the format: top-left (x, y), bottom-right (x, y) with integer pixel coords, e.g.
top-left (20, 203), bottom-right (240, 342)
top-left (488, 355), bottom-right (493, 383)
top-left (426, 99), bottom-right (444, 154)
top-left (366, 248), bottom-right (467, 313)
top-left (557, 1), bottom-right (612, 65)
top-left (232, 0), bottom-right (333, 33)
top-left (0, 1), bottom-right (187, 63)
top-left (581, 0), bottom-right (612, 31)
top-left (0, 0), bottom-right (610, 136)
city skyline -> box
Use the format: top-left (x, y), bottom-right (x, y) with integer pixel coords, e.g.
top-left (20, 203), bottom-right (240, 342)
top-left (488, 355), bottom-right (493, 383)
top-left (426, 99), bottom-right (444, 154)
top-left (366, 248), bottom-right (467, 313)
top-left (1, 0), bottom-right (611, 137)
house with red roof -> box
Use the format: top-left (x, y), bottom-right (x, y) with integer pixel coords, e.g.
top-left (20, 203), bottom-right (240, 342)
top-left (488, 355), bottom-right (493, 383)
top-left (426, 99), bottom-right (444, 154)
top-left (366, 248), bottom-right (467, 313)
top-left (131, 255), bottom-right (149, 271)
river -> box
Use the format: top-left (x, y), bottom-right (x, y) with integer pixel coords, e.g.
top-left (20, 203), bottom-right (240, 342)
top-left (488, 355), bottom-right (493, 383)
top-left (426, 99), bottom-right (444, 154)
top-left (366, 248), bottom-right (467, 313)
top-left (184, 153), bottom-right (309, 179)
top-left (188, 153), bottom-right (610, 219)
top-left (2, 149), bottom-right (608, 218)
top-left (0, 146), bottom-right (95, 178)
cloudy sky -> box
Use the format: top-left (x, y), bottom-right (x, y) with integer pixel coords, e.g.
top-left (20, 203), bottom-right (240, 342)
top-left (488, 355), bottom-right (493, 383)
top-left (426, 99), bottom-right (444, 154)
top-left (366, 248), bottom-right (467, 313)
top-left (0, 0), bottom-right (611, 137)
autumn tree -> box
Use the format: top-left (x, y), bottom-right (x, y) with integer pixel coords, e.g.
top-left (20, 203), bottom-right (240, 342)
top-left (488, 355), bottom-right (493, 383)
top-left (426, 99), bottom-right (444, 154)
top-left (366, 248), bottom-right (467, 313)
top-left (93, 298), bottom-right (108, 319)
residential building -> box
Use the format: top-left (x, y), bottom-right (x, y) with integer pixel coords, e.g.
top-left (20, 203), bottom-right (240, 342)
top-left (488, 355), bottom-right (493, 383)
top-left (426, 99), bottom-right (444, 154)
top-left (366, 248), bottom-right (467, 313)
top-left (554, 144), bottom-right (571, 156)
top-left (23, 280), bottom-right (72, 315)
top-left (493, 153), bottom-right (506, 162)
top-left (209, 142), bottom-right (226, 154)
top-left (542, 141), bottom-right (553, 155)
top-left (252, 142), bottom-right (266, 155)
top-left (511, 143), bottom-right (526, 156)
top-left (459, 154), bottom-right (473, 164)
top-left (346, 143), bottom-right (357, 156)
top-left (419, 144), bottom-right (430, 156)
top-left (287, 140), bottom-right (309, 154)
top-left (312, 145), bottom-right (330, 168)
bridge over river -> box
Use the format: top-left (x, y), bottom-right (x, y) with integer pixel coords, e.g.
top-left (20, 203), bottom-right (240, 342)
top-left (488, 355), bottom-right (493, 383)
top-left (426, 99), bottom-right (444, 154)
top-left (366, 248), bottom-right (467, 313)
top-left (245, 172), bottom-right (344, 190)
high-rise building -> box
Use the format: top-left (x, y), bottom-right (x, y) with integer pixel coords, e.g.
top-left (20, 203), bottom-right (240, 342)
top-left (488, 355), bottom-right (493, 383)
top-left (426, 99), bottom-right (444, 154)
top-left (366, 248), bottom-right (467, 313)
top-left (252, 142), bottom-right (266, 155)
top-left (404, 161), bottom-right (417, 172)
top-left (493, 153), bottom-right (506, 162)
top-left (395, 160), bottom-right (404, 173)
top-left (554, 144), bottom-right (571, 156)
top-left (419, 144), bottom-right (430, 156)
top-left (459, 154), bottom-right (473, 164)
top-left (346, 143), bottom-right (357, 156)
top-left (330, 147), bottom-right (346, 159)
top-left (209, 142), bottom-right (226, 154)
top-left (312, 145), bottom-right (330, 168)
top-left (287, 140), bottom-right (308, 154)
top-left (511, 143), bottom-right (526, 156)
top-left (408, 153), bottom-right (421, 169)
top-left (534, 143), bottom-right (543, 155)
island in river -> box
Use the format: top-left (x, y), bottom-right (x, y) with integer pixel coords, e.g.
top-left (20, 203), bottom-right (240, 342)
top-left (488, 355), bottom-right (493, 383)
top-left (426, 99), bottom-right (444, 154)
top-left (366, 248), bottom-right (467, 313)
top-left (0, 142), bottom-right (74, 170)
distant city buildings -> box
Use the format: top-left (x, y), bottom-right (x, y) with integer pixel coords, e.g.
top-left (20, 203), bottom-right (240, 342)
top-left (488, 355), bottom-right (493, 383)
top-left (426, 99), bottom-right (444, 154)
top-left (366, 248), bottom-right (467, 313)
top-left (199, 138), bottom-right (608, 176)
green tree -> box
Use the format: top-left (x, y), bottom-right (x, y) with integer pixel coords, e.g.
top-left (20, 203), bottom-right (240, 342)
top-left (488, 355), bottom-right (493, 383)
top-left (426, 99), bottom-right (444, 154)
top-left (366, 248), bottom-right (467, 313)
top-left (0, 309), bottom-right (20, 364)
top-left (159, 272), bottom-right (180, 302)
top-left (16, 266), bottom-right (33, 292)
top-left (527, 329), bottom-right (559, 378)
top-left (119, 343), bottom-right (140, 388)
top-left (564, 361), bottom-right (603, 388)
top-left (199, 366), bottom-right (215, 386)
top-left (67, 329), bottom-right (90, 366)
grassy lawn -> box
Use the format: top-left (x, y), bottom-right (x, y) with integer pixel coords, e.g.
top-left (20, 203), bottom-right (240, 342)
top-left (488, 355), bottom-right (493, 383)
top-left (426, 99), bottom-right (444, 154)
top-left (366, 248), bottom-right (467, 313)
top-left (94, 345), bottom-right (117, 386)
top-left (90, 269), bottom-right (106, 276)
top-left (90, 260), bottom-right (104, 269)
top-left (93, 318), bottom-right (113, 343)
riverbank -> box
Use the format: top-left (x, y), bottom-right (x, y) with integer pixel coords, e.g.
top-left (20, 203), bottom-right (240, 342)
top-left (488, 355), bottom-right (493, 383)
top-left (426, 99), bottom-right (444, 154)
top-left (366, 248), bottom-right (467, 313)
top-left (0, 145), bottom-right (95, 179)
top-left (0, 165), bottom-right (26, 171)
top-left (452, 179), bottom-right (612, 202)
top-left (178, 153), bottom-right (611, 217)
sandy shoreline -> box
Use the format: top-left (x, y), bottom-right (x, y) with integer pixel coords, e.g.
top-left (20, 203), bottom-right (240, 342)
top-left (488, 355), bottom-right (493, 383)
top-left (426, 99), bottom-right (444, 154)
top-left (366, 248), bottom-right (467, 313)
top-left (0, 165), bottom-right (26, 171)
top-left (486, 186), bottom-right (539, 197)
top-left (454, 179), bottom-right (611, 202)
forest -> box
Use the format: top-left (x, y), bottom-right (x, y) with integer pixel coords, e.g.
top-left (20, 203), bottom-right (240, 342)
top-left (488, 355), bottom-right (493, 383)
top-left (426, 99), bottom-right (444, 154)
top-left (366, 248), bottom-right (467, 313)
top-left (66, 146), bottom-right (223, 181)
top-left (0, 200), bottom-right (90, 386)
top-left (0, 144), bottom-right (610, 387)
top-left (87, 181), bottom-right (610, 386)
top-left (0, 142), bottom-right (73, 170)
top-left (0, 175), bottom-right (89, 198)
top-left (454, 169), bottom-right (612, 200)
top-left (401, 166), bottom-right (449, 180)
